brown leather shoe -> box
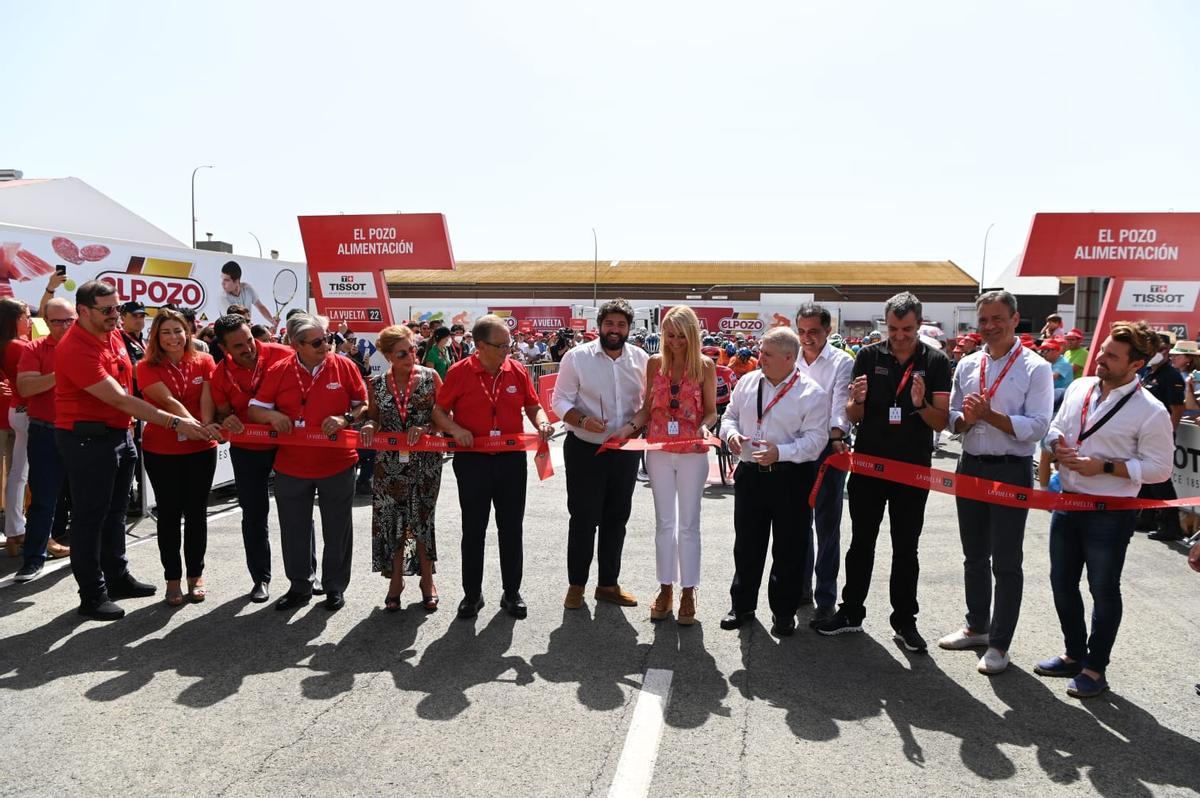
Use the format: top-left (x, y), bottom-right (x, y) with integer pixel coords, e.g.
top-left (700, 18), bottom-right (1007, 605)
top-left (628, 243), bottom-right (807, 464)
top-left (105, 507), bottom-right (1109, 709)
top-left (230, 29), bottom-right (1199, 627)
top-left (46, 540), bottom-right (70, 559)
top-left (677, 587), bottom-right (696, 626)
top-left (594, 584), bottom-right (638, 607)
top-left (650, 585), bottom-right (673, 621)
top-left (564, 584), bottom-right (585, 609)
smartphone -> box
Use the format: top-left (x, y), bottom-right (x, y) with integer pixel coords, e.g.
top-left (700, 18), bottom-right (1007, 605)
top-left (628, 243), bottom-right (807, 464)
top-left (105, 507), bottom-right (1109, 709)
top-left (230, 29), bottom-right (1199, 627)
top-left (55, 264), bottom-right (67, 276)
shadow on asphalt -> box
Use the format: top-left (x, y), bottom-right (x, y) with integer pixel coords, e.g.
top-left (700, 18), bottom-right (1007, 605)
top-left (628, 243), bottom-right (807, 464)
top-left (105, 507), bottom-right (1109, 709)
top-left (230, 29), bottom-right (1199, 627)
top-left (531, 602), bottom-right (650, 711)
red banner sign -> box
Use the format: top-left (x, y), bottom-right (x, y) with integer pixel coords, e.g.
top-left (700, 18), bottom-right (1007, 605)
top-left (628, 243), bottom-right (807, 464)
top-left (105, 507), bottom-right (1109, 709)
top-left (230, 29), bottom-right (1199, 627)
top-left (297, 213), bottom-right (455, 333)
top-left (1018, 213), bottom-right (1200, 366)
top-left (489, 306), bottom-right (571, 333)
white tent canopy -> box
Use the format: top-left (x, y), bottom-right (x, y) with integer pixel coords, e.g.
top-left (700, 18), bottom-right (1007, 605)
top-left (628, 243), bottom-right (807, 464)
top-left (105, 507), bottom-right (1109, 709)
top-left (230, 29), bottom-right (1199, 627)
top-left (0, 177), bottom-right (184, 247)
top-left (990, 252), bottom-right (1063, 297)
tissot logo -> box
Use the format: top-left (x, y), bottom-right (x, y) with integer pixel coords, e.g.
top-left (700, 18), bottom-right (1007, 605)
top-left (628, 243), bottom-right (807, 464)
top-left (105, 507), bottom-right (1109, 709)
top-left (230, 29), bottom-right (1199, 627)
top-left (317, 272), bottom-right (377, 299)
top-left (1117, 280), bottom-right (1200, 311)
top-left (1152, 284), bottom-right (1169, 293)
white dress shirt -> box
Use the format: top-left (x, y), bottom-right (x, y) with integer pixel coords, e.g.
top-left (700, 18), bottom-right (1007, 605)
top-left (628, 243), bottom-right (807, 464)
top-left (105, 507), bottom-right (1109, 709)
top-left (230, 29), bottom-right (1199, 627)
top-left (552, 339), bottom-right (649, 444)
top-left (1044, 375), bottom-right (1175, 497)
top-left (948, 341), bottom-right (1054, 457)
top-left (719, 367), bottom-right (830, 464)
top-left (795, 341), bottom-right (854, 434)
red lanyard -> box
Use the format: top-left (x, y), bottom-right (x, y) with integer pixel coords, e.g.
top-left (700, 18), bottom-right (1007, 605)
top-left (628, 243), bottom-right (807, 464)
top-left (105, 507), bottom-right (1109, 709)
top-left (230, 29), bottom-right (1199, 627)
top-left (387, 367), bottom-right (420, 427)
top-left (757, 369), bottom-right (801, 424)
top-left (894, 361), bottom-right (916, 403)
top-left (478, 368), bottom-right (507, 430)
top-left (292, 356), bottom-right (328, 408)
top-left (979, 343), bottom-right (1022, 400)
top-left (164, 360), bottom-right (190, 400)
top-left (224, 356), bottom-right (265, 400)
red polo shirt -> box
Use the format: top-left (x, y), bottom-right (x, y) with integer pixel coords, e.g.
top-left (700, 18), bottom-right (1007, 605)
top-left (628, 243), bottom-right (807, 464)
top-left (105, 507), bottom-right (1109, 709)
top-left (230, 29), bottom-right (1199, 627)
top-left (210, 341), bottom-right (292, 451)
top-left (137, 354), bottom-right (217, 455)
top-left (54, 325), bottom-right (134, 430)
top-left (16, 336), bottom-right (60, 423)
top-left (437, 354), bottom-right (539, 439)
top-left (251, 353), bottom-right (367, 479)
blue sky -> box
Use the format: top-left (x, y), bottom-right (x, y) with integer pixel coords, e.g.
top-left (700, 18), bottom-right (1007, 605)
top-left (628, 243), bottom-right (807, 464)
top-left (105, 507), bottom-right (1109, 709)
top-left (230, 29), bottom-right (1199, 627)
top-left (4, 1), bottom-right (1198, 280)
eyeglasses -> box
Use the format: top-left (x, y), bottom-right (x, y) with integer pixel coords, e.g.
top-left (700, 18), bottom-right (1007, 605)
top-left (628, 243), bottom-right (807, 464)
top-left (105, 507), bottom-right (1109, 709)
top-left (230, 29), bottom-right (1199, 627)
top-left (298, 336), bottom-right (328, 350)
top-left (86, 304), bottom-right (119, 316)
top-left (48, 318), bottom-right (75, 327)
top-left (478, 339), bottom-right (510, 350)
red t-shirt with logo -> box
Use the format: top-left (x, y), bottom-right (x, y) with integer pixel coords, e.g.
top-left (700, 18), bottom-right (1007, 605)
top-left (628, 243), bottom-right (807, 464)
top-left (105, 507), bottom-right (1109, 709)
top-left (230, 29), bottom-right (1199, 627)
top-left (137, 354), bottom-right (218, 455)
top-left (17, 336), bottom-right (60, 423)
top-left (54, 325), bottom-right (135, 430)
top-left (436, 354), bottom-right (540, 439)
top-left (210, 341), bottom-right (292, 451)
top-left (252, 353), bottom-right (367, 479)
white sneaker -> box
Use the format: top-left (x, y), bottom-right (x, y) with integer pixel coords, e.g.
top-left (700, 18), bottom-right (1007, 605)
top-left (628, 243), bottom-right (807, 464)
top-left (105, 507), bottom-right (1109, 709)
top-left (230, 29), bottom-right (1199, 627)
top-left (978, 647), bottom-right (1010, 674)
top-left (937, 628), bottom-right (989, 650)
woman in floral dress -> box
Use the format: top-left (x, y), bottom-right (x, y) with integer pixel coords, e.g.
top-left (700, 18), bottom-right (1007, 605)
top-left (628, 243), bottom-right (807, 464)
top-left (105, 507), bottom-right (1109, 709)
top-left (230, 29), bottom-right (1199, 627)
top-left (360, 324), bottom-right (444, 611)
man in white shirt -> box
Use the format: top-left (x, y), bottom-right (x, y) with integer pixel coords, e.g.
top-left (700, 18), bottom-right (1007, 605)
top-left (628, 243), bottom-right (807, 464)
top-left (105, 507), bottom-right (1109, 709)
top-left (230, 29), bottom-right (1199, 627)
top-left (792, 303), bottom-right (854, 627)
top-left (552, 299), bottom-right (649, 610)
top-left (1035, 320), bottom-right (1174, 699)
top-left (718, 327), bottom-right (829, 636)
top-left (939, 291), bottom-right (1054, 674)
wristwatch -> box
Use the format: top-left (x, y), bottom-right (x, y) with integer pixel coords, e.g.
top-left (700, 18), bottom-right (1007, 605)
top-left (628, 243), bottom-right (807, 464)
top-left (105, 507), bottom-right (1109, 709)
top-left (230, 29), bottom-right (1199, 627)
top-left (342, 412), bottom-right (356, 426)
top-left (1103, 460), bottom-right (1115, 474)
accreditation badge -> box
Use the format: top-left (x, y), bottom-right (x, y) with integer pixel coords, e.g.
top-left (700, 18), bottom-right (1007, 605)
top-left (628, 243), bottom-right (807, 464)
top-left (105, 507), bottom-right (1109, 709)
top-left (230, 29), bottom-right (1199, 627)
top-left (888, 406), bottom-right (902, 425)
top-left (667, 420), bottom-right (680, 436)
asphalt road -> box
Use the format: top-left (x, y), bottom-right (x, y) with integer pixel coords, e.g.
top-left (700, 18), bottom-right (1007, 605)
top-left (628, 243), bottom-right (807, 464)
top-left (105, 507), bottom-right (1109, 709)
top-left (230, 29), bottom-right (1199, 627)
top-left (1, 439), bottom-right (1198, 798)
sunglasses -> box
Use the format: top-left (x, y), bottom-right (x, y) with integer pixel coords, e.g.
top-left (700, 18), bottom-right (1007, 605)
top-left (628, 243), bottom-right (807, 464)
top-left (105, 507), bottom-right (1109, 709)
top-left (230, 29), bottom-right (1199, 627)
top-left (298, 336), bottom-right (328, 350)
top-left (391, 348), bottom-right (412, 358)
top-left (87, 304), bottom-right (119, 316)
top-left (48, 318), bottom-right (76, 327)
top-left (670, 383), bottom-right (680, 410)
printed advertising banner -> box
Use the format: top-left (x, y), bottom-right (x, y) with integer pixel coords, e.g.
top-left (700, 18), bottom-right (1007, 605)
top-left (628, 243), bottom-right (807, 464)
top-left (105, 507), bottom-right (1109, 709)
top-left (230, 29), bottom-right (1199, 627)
top-left (0, 223), bottom-right (306, 329)
top-left (490, 305), bottom-right (572, 333)
top-left (1018, 213), bottom-right (1200, 370)
top-left (663, 305), bottom-right (796, 335)
top-left (298, 213), bottom-right (455, 333)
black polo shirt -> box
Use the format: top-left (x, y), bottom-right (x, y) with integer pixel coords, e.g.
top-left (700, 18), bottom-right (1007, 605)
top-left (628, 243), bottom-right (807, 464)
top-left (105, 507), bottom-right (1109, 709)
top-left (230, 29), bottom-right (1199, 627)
top-left (1138, 362), bottom-right (1184, 408)
top-left (852, 339), bottom-right (952, 466)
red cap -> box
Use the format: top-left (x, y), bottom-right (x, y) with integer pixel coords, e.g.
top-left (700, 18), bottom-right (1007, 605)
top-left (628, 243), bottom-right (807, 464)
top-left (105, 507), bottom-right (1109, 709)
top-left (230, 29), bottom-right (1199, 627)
top-left (967, 332), bottom-right (982, 343)
top-left (1065, 328), bottom-right (1084, 339)
top-left (1038, 340), bottom-right (1062, 352)
top-left (1023, 340), bottom-right (1038, 349)
top-left (584, 331), bottom-right (598, 340)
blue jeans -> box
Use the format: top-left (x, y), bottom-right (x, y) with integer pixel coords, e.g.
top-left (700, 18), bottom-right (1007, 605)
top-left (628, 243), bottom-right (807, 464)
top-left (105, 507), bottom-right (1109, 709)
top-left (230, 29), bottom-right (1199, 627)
top-left (1048, 509), bottom-right (1136, 673)
top-left (23, 421), bottom-right (66, 568)
top-left (802, 441), bottom-right (846, 609)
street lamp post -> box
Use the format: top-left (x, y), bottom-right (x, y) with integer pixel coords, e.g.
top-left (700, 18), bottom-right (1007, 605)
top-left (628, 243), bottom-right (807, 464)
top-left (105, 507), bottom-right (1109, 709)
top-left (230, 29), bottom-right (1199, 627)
top-left (248, 231), bottom-right (263, 258)
top-left (979, 222), bottom-right (996, 292)
top-left (190, 165), bottom-right (214, 248)
top-left (592, 227), bottom-right (598, 308)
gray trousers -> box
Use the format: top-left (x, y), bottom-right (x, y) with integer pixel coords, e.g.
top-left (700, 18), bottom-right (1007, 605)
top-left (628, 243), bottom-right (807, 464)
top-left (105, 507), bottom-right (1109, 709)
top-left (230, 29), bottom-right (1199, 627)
top-left (274, 466), bottom-right (356, 595)
top-left (954, 454), bottom-right (1032, 652)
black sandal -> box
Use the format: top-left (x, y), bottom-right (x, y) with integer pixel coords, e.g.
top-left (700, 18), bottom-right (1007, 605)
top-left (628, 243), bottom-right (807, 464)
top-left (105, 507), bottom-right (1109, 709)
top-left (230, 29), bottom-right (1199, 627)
top-left (384, 594), bottom-right (402, 612)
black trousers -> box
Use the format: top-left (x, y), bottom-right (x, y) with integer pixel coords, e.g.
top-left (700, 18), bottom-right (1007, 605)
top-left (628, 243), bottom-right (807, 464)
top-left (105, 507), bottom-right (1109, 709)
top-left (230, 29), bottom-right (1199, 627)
top-left (56, 427), bottom-right (138, 604)
top-left (144, 449), bottom-right (217, 581)
top-left (1138, 479), bottom-right (1182, 535)
top-left (841, 472), bottom-right (929, 628)
top-left (229, 446), bottom-right (276, 583)
top-left (564, 432), bottom-right (640, 587)
top-left (453, 451), bottom-right (526, 597)
top-left (728, 462), bottom-right (814, 618)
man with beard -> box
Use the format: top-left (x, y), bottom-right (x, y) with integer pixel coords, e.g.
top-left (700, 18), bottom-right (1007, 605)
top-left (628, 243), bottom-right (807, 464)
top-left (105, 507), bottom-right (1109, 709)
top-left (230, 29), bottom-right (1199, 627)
top-left (551, 299), bottom-right (649, 609)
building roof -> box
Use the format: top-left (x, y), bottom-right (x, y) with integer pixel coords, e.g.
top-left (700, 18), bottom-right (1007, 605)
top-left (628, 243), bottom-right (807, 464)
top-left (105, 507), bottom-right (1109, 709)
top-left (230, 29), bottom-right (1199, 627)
top-left (0, 177), bottom-right (185, 247)
top-left (385, 260), bottom-right (976, 287)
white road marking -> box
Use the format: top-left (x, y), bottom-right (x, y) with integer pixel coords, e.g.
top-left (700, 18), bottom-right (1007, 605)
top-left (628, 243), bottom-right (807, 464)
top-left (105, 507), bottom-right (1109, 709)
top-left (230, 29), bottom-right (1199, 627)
top-left (607, 668), bottom-right (674, 798)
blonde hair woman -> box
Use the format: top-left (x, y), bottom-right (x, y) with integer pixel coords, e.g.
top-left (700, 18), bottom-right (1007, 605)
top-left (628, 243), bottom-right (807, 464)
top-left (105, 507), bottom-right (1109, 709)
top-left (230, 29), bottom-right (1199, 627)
top-left (631, 306), bottom-right (717, 625)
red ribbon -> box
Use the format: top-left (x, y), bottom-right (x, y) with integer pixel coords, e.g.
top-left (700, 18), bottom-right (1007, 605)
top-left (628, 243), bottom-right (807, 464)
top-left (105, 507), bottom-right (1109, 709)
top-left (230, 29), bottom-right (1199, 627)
top-left (598, 433), bottom-right (723, 454)
top-left (810, 451), bottom-right (1200, 512)
top-left (222, 425), bottom-right (553, 480)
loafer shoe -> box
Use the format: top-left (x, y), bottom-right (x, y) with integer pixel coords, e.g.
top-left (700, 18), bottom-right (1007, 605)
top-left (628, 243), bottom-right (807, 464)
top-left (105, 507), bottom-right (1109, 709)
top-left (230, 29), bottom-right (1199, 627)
top-left (14, 561), bottom-right (44, 583)
top-left (1033, 655), bottom-right (1082, 678)
top-left (719, 610), bottom-right (755, 630)
top-left (563, 585), bottom-right (585, 610)
top-left (1147, 529), bottom-right (1184, 541)
top-left (46, 540), bottom-right (70, 559)
top-left (249, 582), bottom-right (270, 603)
top-left (500, 591), bottom-right (527, 619)
top-left (770, 615), bottom-right (796, 637)
top-left (594, 585), bottom-right (638, 607)
top-left (815, 609), bottom-right (863, 636)
top-left (78, 598), bottom-right (125, 621)
top-left (457, 595), bottom-right (484, 619)
top-left (324, 592), bottom-right (345, 611)
top-left (107, 574), bottom-right (157, 599)
top-left (807, 606), bottom-right (836, 628)
top-left (274, 591), bottom-right (312, 611)
top-left (978, 647), bottom-right (1010, 675)
top-left (1066, 672), bottom-right (1109, 698)
top-left (938, 628), bottom-right (990, 650)
top-left (893, 625), bottom-right (928, 653)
